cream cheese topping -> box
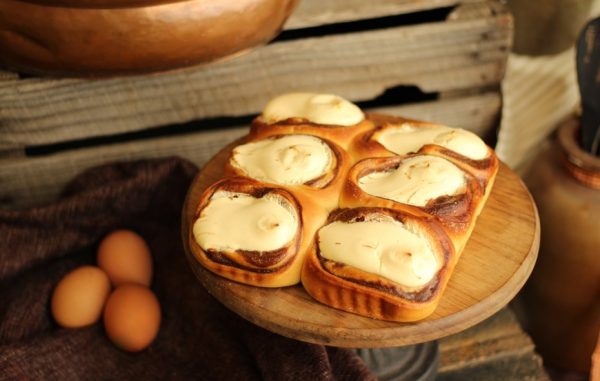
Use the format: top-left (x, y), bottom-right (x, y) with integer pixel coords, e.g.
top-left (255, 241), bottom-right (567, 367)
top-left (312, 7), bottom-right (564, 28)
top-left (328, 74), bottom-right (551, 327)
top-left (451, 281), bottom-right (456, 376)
top-left (231, 135), bottom-right (333, 185)
top-left (319, 219), bottom-right (438, 287)
top-left (377, 123), bottom-right (489, 160)
top-left (358, 155), bottom-right (466, 207)
top-left (432, 129), bottom-right (489, 160)
top-left (262, 92), bottom-right (364, 126)
top-left (193, 191), bottom-right (298, 252)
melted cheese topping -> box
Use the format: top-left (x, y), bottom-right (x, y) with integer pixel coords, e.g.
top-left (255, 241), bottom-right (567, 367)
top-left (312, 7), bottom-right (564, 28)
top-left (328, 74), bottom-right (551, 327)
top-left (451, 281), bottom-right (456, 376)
top-left (377, 124), bottom-right (489, 160)
top-left (262, 92), bottom-right (364, 126)
top-left (231, 135), bottom-right (333, 185)
top-left (319, 219), bottom-right (438, 287)
top-left (358, 156), bottom-right (466, 207)
top-left (193, 192), bottom-right (298, 252)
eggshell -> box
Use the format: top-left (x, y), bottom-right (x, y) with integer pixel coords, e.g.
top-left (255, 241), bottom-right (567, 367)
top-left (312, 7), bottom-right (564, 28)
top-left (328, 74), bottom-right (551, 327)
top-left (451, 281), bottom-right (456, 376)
top-left (103, 284), bottom-right (161, 352)
top-left (51, 266), bottom-right (111, 328)
top-left (97, 229), bottom-right (153, 287)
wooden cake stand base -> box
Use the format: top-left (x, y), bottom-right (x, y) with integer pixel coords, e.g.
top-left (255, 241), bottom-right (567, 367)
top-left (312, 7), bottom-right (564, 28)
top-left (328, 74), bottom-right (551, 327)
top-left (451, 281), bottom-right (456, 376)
top-left (182, 139), bottom-right (540, 348)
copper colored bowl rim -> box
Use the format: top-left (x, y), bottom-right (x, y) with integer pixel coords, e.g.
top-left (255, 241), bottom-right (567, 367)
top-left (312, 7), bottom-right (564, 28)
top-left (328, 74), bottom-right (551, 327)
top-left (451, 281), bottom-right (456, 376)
top-left (0, 0), bottom-right (299, 77)
top-left (13, 0), bottom-right (232, 9)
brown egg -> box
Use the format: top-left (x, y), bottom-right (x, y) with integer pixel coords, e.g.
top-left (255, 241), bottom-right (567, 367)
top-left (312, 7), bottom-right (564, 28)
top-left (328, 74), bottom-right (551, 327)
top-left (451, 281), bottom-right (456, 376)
top-left (51, 266), bottom-right (111, 328)
top-left (97, 229), bottom-right (153, 287)
top-left (103, 284), bottom-right (161, 352)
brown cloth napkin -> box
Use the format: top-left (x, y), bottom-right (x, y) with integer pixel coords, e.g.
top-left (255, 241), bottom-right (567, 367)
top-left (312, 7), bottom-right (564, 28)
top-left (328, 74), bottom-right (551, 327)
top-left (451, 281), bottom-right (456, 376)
top-left (0, 158), bottom-right (376, 381)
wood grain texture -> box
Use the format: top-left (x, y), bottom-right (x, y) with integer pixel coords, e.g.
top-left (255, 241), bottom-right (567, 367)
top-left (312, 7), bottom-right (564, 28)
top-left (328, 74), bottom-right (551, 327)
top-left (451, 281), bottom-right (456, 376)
top-left (181, 139), bottom-right (540, 348)
top-left (0, 92), bottom-right (500, 210)
top-left (286, 0), bottom-right (480, 29)
top-left (0, 1), bottom-right (511, 151)
top-left (438, 308), bottom-right (548, 380)
top-left (355, 343), bottom-right (439, 380)
top-left (372, 91), bottom-right (501, 135)
top-left (0, 127), bottom-right (248, 209)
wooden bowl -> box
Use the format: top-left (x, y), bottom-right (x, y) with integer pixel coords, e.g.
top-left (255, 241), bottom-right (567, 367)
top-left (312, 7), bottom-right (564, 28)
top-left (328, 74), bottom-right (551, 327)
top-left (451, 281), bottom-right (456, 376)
top-left (0, 0), bottom-right (299, 76)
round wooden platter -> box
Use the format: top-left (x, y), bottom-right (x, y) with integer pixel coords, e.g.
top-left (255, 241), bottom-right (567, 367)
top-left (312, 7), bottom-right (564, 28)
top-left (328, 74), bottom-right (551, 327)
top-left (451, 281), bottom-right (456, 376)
top-left (181, 139), bottom-right (540, 348)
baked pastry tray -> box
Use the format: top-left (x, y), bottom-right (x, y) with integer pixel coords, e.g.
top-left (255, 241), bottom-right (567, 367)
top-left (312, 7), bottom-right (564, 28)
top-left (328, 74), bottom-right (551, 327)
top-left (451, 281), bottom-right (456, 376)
top-left (182, 138), bottom-right (540, 348)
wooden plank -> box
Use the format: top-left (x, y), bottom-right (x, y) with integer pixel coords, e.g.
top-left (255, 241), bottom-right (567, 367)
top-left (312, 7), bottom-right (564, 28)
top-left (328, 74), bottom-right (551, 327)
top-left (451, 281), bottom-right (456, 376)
top-left (286, 0), bottom-right (479, 29)
top-left (0, 91), bottom-right (500, 209)
top-left (0, 2), bottom-right (507, 104)
top-left (0, 71), bottom-right (18, 82)
top-left (0, 128), bottom-right (248, 210)
top-left (0, 1), bottom-right (510, 151)
top-left (438, 308), bottom-right (549, 380)
top-left (373, 91), bottom-right (500, 135)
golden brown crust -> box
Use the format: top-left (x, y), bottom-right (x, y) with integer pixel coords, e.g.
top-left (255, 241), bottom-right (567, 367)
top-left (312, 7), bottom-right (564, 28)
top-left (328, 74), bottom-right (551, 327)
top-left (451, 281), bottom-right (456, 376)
top-left (350, 115), bottom-right (499, 190)
top-left (349, 112), bottom-right (499, 219)
top-left (301, 207), bottom-right (456, 322)
top-left (189, 177), bottom-right (327, 287)
top-left (349, 114), bottom-right (437, 161)
top-left (249, 116), bottom-right (375, 150)
top-left (224, 134), bottom-right (353, 211)
top-left (339, 155), bottom-right (485, 254)
top-left (349, 125), bottom-right (396, 161)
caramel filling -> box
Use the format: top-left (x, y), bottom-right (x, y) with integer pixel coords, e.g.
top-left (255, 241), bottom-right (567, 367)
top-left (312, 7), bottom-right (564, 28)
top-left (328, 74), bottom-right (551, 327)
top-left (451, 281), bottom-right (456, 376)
top-left (377, 124), bottom-right (489, 160)
top-left (319, 219), bottom-right (439, 287)
top-left (231, 135), bottom-right (333, 185)
top-left (194, 191), bottom-right (298, 252)
top-left (262, 92), bottom-right (364, 126)
top-left (358, 156), bottom-right (466, 207)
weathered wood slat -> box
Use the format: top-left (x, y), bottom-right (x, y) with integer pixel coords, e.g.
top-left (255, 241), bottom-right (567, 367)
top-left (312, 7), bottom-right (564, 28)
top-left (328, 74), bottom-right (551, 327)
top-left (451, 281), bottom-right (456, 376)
top-left (0, 71), bottom-right (18, 82)
top-left (438, 308), bottom-right (549, 380)
top-left (287, 0), bottom-right (479, 29)
top-left (0, 1), bottom-right (510, 151)
top-left (373, 91), bottom-right (500, 134)
top-left (0, 39), bottom-right (506, 105)
top-left (0, 2), bottom-right (507, 103)
top-left (0, 91), bottom-right (500, 209)
top-left (0, 127), bottom-right (248, 209)
top-left (0, 0), bottom-right (506, 102)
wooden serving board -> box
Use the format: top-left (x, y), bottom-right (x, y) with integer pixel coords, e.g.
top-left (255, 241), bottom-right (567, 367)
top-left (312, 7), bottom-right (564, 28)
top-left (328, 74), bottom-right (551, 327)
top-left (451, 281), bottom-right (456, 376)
top-left (181, 140), bottom-right (540, 348)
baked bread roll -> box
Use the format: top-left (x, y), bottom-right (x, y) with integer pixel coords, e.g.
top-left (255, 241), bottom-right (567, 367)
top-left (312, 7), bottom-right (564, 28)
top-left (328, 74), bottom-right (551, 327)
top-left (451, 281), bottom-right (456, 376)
top-left (349, 114), bottom-right (412, 160)
top-left (301, 207), bottom-right (455, 322)
top-left (417, 143), bottom-right (499, 207)
top-left (350, 116), bottom-right (499, 195)
top-left (249, 93), bottom-right (374, 149)
top-left (339, 154), bottom-right (484, 253)
top-left (189, 177), bottom-right (327, 287)
top-left (189, 92), bottom-right (500, 322)
top-left (224, 133), bottom-right (352, 210)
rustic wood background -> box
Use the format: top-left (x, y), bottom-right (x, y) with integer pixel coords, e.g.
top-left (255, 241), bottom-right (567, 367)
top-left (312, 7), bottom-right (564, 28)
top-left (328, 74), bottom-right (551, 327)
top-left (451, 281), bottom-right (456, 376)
top-left (0, 0), bottom-right (511, 209)
top-left (438, 307), bottom-right (548, 380)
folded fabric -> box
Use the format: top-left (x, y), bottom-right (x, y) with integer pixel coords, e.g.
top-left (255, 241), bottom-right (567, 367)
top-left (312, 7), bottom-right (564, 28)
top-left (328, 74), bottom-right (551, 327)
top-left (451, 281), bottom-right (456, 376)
top-left (0, 158), bottom-right (375, 381)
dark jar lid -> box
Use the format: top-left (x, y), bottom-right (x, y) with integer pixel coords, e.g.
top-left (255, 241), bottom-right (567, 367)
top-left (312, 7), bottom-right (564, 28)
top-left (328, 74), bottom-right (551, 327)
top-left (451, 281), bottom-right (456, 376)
top-left (559, 117), bottom-right (600, 189)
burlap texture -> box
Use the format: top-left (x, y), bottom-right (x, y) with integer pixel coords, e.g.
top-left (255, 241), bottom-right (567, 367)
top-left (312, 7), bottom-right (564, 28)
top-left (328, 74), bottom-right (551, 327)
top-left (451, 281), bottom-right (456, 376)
top-left (0, 158), bottom-right (375, 381)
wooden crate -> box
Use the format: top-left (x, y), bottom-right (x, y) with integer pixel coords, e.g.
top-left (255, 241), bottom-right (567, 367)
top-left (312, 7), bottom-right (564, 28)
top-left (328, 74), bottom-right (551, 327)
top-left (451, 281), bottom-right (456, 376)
top-left (438, 307), bottom-right (548, 380)
top-left (0, 0), bottom-right (512, 209)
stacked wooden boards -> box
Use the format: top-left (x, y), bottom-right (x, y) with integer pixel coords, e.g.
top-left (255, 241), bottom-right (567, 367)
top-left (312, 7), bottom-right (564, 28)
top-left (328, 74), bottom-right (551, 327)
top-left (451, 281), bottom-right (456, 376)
top-left (438, 307), bottom-right (548, 381)
top-left (0, 0), bottom-right (512, 209)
